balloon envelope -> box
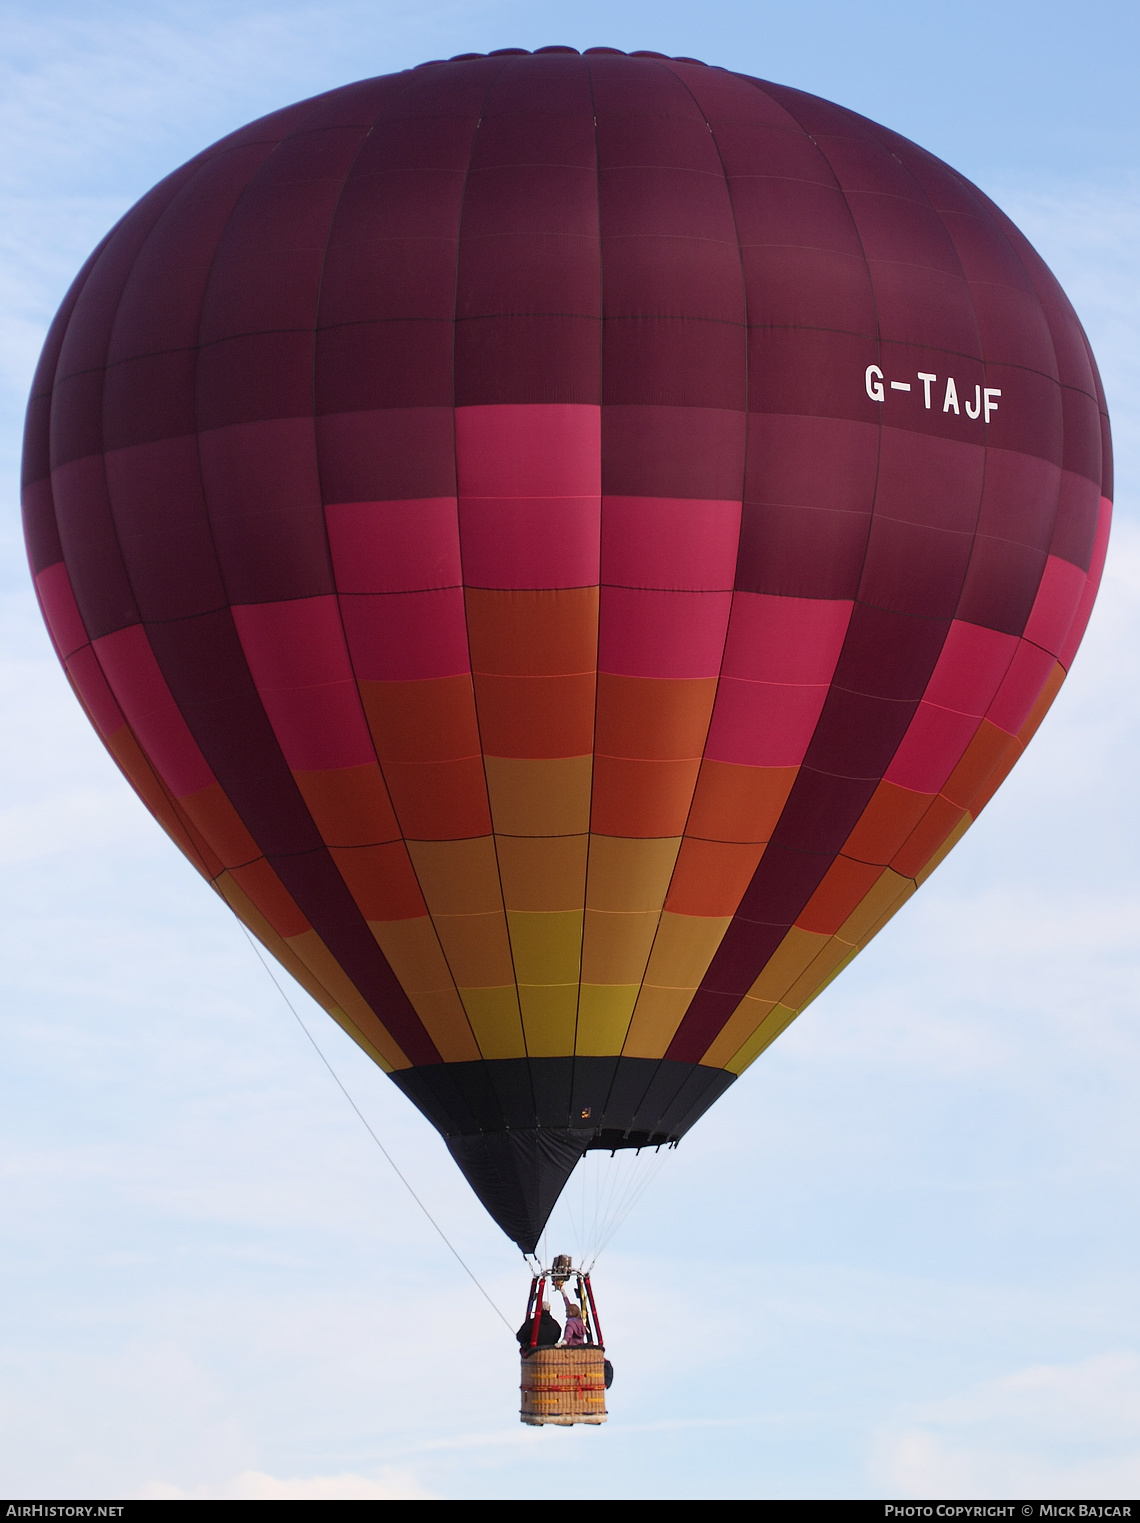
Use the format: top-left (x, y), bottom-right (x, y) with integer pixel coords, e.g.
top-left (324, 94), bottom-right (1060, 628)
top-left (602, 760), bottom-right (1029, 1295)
top-left (23, 50), bottom-right (1111, 1252)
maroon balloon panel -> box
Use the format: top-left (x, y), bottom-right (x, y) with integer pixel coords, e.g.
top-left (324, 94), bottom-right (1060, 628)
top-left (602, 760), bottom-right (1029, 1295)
top-left (23, 51), bottom-right (1111, 1245)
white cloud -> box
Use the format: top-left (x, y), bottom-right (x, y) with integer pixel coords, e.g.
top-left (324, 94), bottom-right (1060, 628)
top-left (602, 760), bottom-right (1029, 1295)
top-left (145, 1466), bottom-right (436, 1499)
top-left (877, 1354), bottom-right (1140, 1499)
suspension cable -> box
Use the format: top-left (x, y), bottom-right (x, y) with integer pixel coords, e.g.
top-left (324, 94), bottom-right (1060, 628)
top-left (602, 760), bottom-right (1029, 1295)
top-left (585, 1145), bottom-right (672, 1269)
top-left (540, 1142), bottom-right (675, 1273)
top-left (240, 927), bottom-right (513, 1331)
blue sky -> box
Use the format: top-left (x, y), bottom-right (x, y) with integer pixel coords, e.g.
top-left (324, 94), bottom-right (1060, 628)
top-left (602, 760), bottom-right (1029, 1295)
top-left (2, 0), bottom-right (1138, 1500)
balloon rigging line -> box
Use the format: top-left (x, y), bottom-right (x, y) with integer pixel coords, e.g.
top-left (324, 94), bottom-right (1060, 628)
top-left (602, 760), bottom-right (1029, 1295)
top-left (240, 927), bottom-right (513, 1332)
top-left (586, 1148), bottom-right (672, 1269)
top-left (542, 1143), bottom-right (674, 1272)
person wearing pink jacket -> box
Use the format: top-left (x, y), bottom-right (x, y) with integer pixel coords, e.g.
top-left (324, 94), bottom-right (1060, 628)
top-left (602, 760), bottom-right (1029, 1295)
top-left (558, 1289), bottom-right (588, 1347)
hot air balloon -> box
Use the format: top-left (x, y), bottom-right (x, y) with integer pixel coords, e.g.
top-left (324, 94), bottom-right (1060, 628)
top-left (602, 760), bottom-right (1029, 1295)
top-left (22, 49), bottom-right (1111, 1272)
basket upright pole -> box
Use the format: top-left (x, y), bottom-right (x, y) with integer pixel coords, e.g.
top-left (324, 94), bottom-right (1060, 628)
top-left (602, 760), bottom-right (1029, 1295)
top-left (583, 1273), bottom-right (604, 1348)
top-left (575, 1272), bottom-right (591, 1343)
top-left (529, 1276), bottom-right (546, 1349)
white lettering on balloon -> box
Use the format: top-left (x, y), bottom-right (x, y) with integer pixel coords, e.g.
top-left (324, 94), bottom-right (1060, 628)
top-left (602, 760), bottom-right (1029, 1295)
top-left (864, 369), bottom-right (1001, 423)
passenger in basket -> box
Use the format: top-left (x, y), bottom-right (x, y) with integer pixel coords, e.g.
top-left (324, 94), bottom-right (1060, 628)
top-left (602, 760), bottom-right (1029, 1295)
top-left (558, 1290), bottom-right (588, 1347)
top-left (516, 1301), bottom-right (561, 1354)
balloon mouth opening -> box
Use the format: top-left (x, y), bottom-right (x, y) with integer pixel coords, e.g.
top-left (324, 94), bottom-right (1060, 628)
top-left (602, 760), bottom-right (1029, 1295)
top-left (585, 1129), bottom-right (678, 1154)
top-left (392, 1057), bottom-right (734, 1250)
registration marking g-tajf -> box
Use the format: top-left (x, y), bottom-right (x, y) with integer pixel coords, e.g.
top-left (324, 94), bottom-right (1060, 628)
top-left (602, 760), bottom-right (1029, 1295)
top-left (866, 364), bottom-right (1001, 422)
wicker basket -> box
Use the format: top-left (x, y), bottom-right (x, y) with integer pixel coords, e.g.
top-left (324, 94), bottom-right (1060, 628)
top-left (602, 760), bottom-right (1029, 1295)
top-left (520, 1347), bottom-right (608, 1425)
